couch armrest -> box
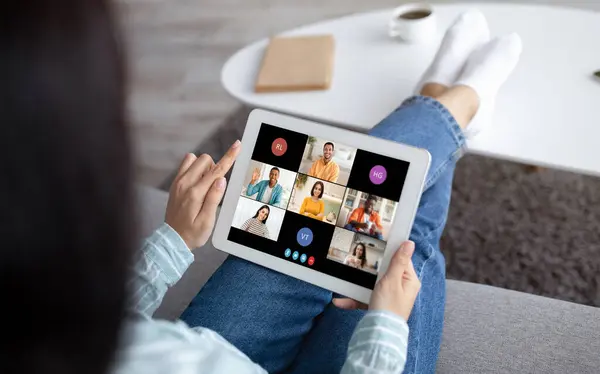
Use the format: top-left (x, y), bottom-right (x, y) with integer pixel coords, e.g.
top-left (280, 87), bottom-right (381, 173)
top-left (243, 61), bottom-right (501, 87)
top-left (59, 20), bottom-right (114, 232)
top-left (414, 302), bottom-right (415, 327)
top-left (438, 280), bottom-right (600, 374)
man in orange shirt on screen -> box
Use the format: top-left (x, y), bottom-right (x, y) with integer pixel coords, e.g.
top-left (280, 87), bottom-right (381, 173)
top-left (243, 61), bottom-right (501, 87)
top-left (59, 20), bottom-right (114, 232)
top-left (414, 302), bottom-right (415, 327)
top-left (308, 142), bottom-right (340, 183)
top-left (344, 195), bottom-right (384, 240)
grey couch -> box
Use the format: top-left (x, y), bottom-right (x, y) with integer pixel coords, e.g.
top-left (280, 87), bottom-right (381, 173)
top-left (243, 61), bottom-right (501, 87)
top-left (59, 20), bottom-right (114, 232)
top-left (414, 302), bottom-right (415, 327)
top-left (138, 186), bottom-right (600, 373)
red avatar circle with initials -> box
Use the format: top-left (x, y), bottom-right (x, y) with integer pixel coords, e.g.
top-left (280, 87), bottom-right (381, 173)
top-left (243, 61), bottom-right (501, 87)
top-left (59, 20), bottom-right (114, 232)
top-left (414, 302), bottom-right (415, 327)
top-left (271, 138), bottom-right (288, 156)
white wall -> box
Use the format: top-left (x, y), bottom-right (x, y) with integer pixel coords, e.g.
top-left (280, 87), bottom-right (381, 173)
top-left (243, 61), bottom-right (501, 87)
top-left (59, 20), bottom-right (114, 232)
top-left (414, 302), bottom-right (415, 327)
top-left (232, 196), bottom-right (286, 241)
top-left (330, 227), bottom-right (355, 251)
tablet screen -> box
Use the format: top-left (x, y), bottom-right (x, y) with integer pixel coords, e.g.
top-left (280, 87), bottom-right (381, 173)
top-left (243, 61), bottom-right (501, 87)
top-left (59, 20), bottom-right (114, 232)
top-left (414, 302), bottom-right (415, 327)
top-left (229, 123), bottom-right (409, 289)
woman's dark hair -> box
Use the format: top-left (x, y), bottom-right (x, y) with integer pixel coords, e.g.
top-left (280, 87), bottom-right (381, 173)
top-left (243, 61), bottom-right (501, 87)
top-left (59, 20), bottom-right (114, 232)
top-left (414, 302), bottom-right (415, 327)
top-left (311, 181), bottom-right (325, 199)
top-left (353, 243), bottom-right (367, 268)
top-left (1, 1), bottom-right (132, 374)
top-left (253, 205), bottom-right (271, 223)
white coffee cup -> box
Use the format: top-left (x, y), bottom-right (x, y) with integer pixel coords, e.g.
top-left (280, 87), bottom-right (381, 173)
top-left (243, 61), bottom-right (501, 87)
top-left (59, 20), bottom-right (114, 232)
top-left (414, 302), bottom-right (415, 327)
top-left (388, 3), bottom-right (437, 43)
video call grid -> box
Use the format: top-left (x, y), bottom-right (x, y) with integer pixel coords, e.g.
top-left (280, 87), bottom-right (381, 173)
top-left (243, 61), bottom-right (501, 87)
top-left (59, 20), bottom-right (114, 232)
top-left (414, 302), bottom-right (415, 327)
top-left (229, 123), bottom-right (410, 287)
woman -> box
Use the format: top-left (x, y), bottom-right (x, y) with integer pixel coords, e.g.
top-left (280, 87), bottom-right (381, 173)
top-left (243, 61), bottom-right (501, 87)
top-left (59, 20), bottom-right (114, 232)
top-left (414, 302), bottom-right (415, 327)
top-left (345, 243), bottom-right (368, 269)
top-left (299, 181), bottom-right (325, 220)
top-left (3, 2), bottom-right (521, 374)
top-left (240, 205), bottom-right (270, 238)
top-left (180, 10), bottom-right (522, 374)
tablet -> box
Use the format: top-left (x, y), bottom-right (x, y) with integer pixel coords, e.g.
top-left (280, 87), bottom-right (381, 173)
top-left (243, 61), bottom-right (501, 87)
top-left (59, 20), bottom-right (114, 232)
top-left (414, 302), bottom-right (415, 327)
top-left (213, 109), bottom-right (430, 304)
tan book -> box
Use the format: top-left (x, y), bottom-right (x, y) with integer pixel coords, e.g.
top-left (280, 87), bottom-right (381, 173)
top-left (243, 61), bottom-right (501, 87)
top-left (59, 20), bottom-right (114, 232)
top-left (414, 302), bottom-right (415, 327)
top-left (255, 35), bottom-right (335, 93)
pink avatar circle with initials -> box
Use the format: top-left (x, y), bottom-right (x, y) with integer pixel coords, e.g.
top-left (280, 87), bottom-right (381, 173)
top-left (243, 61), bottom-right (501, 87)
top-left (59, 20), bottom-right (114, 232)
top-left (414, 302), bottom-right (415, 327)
top-left (369, 165), bottom-right (387, 185)
top-left (271, 138), bottom-right (288, 156)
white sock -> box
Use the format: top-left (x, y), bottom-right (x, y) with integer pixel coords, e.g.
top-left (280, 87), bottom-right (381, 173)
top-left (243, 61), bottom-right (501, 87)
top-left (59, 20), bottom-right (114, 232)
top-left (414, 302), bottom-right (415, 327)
top-left (415, 9), bottom-right (490, 93)
top-left (456, 33), bottom-right (523, 138)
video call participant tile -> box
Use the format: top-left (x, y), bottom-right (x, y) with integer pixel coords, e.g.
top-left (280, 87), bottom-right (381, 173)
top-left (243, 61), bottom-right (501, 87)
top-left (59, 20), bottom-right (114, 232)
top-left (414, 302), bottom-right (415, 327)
top-left (327, 228), bottom-right (386, 275)
top-left (241, 160), bottom-right (296, 210)
top-left (297, 137), bottom-right (357, 185)
top-left (252, 123), bottom-right (308, 172)
top-left (336, 189), bottom-right (398, 242)
top-left (287, 174), bottom-right (346, 225)
top-left (231, 196), bottom-right (286, 241)
top-left (278, 212), bottom-right (336, 265)
top-left (347, 149), bottom-right (410, 202)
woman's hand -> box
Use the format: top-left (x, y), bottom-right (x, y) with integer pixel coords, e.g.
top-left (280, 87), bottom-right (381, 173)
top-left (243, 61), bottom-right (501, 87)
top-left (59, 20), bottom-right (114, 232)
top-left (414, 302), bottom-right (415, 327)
top-left (165, 140), bottom-right (241, 250)
top-left (333, 241), bottom-right (421, 322)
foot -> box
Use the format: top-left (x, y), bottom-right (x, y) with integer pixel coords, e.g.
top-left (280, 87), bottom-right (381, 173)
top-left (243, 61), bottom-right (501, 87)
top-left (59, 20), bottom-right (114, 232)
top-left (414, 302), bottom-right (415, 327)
top-left (456, 33), bottom-right (523, 137)
top-left (416, 9), bottom-right (490, 93)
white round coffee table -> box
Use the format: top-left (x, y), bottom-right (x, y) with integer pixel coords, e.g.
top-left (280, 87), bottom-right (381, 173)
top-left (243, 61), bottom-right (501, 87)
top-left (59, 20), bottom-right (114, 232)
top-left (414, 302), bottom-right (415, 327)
top-left (222, 3), bottom-right (600, 176)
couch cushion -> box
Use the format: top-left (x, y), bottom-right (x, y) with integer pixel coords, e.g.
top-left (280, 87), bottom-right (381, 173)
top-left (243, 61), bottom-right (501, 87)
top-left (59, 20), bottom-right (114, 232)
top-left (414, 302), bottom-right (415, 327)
top-left (438, 280), bottom-right (600, 374)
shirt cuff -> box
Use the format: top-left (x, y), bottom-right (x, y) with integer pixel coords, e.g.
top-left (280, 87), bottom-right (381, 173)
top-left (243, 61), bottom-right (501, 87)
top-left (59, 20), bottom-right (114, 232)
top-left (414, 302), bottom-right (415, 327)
top-left (143, 223), bottom-right (194, 286)
top-left (347, 310), bottom-right (409, 371)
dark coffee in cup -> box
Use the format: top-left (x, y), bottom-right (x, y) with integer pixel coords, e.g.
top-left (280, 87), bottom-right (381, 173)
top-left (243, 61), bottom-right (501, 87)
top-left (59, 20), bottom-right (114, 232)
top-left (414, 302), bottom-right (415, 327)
top-left (389, 3), bottom-right (436, 43)
top-left (398, 9), bottom-right (432, 20)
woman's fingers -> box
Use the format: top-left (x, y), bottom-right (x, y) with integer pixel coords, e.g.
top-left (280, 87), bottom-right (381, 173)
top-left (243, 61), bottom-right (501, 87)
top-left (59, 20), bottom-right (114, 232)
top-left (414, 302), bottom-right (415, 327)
top-left (193, 140), bottom-right (242, 197)
top-left (175, 153), bottom-right (197, 180)
top-left (210, 140), bottom-right (241, 178)
top-left (178, 154), bottom-right (214, 187)
top-left (387, 241), bottom-right (415, 279)
top-left (332, 298), bottom-right (368, 310)
top-left (164, 140), bottom-right (241, 251)
top-left (196, 177), bottom-right (227, 223)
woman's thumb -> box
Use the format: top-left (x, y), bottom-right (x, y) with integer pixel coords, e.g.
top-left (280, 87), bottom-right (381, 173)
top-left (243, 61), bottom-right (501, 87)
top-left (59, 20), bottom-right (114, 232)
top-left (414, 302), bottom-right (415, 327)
top-left (387, 241), bottom-right (415, 274)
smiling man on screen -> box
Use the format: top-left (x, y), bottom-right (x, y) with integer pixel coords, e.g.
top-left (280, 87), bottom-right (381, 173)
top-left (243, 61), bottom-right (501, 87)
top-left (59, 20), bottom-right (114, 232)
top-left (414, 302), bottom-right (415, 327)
top-left (246, 167), bottom-right (283, 206)
top-left (308, 142), bottom-right (340, 183)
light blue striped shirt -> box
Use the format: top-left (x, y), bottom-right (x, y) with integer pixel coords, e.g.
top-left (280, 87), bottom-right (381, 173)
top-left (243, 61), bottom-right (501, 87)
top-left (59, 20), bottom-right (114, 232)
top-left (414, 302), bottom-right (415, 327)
top-left (114, 223), bottom-right (409, 373)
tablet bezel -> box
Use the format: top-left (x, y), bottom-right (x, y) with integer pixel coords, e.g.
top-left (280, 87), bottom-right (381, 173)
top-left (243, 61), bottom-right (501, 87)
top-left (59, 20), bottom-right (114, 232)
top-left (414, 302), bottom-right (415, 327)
top-left (213, 109), bottom-right (430, 304)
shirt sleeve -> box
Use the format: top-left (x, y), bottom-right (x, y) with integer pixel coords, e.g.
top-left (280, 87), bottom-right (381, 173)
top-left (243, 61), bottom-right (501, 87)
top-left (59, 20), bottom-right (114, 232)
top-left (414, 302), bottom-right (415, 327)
top-left (241, 219), bottom-right (251, 231)
top-left (128, 223), bottom-right (193, 318)
top-left (115, 318), bottom-right (267, 374)
top-left (348, 208), bottom-right (359, 224)
top-left (341, 311), bottom-right (409, 374)
top-left (299, 198), bottom-right (308, 215)
top-left (318, 200), bottom-right (325, 215)
top-left (247, 180), bottom-right (264, 197)
top-left (309, 161), bottom-right (317, 176)
top-left (331, 164), bottom-right (340, 183)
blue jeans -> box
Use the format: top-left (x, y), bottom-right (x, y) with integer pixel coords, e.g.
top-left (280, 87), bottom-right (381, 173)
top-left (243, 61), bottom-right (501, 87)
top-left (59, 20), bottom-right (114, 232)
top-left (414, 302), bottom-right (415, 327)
top-left (180, 96), bottom-right (465, 374)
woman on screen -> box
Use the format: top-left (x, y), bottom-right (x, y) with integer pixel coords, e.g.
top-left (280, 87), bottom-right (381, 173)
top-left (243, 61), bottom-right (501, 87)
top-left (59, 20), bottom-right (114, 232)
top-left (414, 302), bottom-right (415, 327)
top-left (344, 243), bottom-right (367, 269)
top-left (299, 181), bottom-right (325, 221)
top-left (240, 205), bottom-right (271, 239)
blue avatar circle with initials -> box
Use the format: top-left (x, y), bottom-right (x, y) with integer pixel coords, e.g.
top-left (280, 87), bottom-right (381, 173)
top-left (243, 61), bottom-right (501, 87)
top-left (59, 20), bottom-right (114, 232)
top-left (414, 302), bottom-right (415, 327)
top-left (296, 227), bottom-right (314, 247)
